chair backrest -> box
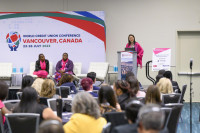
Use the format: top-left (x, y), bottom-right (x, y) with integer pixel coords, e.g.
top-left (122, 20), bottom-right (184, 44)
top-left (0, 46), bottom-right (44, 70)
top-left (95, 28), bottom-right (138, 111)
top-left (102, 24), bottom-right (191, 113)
top-left (180, 85), bottom-right (187, 103)
top-left (102, 122), bottom-right (111, 133)
top-left (103, 112), bottom-right (128, 132)
top-left (49, 62), bottom-right (53, 76)
top-left (47, 98), bottom-right (57, 111)
top-left (0, 109), bottom-right (4, 133)
top-left (162, 93), bottom-right (181, 104)
top-left (3, 100), bottom-right (20, 111)
top-left (38, 97), bottom-right (49, 106)
top-left (0, 63), bottom-right (12, 77)
top-left (88, 62), bottom-right (109, 80)
top-left (30, 62), bottom-right (35, 75)
top-left (73, 62), bottom-right (82, 75)
top-left (60, 86), bottom-right (70, 98)
top-left (164, 103), bottom-right (183, 133)
top-left (5, 113), bottom-right (40, 133)
top-left (161, 107), bottom-right (172, 131)
top-left (30, 62), bottom-right (53, 76)
top-left (16, 92), bottom-right (23, 100)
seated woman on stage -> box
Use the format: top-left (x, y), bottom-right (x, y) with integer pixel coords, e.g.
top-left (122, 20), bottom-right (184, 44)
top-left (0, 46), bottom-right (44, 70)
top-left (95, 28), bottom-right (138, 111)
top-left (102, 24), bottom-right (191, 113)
top-left (33, 53), bottom-right (49, 78)
top-left (125, 34), bottom-right (144, 68)
top-left (54, 53), bottom-right (74, 82)
top-left (57, 74), bottom-right (77, 93)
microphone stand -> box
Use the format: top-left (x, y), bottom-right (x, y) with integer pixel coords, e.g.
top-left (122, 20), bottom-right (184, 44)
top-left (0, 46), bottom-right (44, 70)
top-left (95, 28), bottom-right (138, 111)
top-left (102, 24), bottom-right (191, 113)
top-left (190, 66), bottom-right (192, 133)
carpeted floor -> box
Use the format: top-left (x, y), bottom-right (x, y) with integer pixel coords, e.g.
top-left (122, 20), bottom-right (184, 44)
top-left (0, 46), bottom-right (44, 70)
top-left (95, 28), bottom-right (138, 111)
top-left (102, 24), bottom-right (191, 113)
top-left (177, 103), bottom-right (200, 133)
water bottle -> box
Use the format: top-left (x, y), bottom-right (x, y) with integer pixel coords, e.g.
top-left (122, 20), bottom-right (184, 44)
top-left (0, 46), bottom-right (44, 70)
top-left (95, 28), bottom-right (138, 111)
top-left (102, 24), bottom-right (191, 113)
top-left (13, 67), bottom-right (17, 73)
top-left (20, 67), bottom-right (23, 73)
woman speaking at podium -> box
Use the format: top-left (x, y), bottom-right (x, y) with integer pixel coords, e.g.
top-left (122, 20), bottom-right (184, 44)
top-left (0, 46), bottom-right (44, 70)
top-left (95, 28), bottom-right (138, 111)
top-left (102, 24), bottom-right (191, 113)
top-left (125, 34), bottom-right (144, 68)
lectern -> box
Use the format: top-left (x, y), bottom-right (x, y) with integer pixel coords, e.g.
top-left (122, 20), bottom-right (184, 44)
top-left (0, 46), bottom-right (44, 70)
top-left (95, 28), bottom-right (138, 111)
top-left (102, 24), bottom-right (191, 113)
top-left (117, 51), bottom-right (137, 80)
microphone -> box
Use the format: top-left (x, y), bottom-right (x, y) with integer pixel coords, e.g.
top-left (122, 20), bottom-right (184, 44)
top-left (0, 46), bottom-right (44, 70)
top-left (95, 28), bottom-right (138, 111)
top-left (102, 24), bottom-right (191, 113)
top-left (190, 58), bottom-right (193, 69)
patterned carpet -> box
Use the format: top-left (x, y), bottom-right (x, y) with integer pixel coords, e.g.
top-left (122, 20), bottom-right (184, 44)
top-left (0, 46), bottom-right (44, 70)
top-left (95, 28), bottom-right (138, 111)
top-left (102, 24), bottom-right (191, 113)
top-left (177, 103), bottom-right (200, 133)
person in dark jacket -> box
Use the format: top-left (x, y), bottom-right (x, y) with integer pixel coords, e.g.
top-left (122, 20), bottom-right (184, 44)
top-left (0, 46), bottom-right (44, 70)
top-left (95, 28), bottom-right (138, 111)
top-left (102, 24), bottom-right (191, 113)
top-left (163, 71), bottom-right (181, 93)
top-left (33, 53), bottom-right (49, 78)
top-left (111, 100), bottom-right (143, 133)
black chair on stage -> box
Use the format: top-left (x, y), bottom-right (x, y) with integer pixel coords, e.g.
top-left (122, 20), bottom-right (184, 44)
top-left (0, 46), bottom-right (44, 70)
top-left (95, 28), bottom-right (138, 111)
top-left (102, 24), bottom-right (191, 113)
top-left (0, 109), bottom-right (4, 133)
top-left (5, 113), bottom-right (40, 133)
top-left (3, 100), bottom-right (20, 111)
top-left (102, 122), bottom-right (111, 133)
top-left (103, 112), bottom-right (128, 132)
top-left (165, 103), bottom-right (183, 133)
top-left (162, 94), bottom-right (181, 104)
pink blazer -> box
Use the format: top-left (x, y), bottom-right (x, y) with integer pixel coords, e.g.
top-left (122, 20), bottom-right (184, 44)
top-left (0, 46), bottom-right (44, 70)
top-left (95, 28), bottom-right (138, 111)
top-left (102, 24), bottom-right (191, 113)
top-left (126, 42), bottom-right (144, 68)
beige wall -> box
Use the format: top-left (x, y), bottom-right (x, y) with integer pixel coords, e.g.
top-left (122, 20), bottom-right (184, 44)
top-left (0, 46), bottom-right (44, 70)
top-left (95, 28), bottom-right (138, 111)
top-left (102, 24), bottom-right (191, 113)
top-left (1, 0), bottom-right (200, 97)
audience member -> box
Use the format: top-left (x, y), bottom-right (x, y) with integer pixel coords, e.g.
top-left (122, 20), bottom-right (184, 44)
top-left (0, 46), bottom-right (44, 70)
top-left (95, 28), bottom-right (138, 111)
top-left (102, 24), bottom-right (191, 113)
top-left (125, 71), bottom-right (143, 89)
top-left (32, 78), bottom-right (45, 94)
top-left (54, 53), bottom-right (74, 83)
top-left (13, 87), bottom-right (61, 123)
top-left (137, 104), bottom-right (165, 133)
top-left (113, 80), bottom-right (133, 110)
top-left (38, 120), bottom-right (64, 133)
top-left (111, 100), bottom-right (143, 133)
top-left (20, 75), bottom-right (34, 92)
top-left (87, 72), bottom-right (100, 90)
top-left (155, 69), bottom-right (165, 85)
top-left (0, 81), bottom-right (11, 124)
top-left (98, 84), bottom-right (121, 114)
top-left (57, 74), bottom-right (77, 93)
top-left (126, 77), bottom-right (145, 97)
top-left (40, 79), bottom-right (60, 98)
top-left (81, 78), bottom-right (98, 97)
top-left (163, 71), bottom-right (181, 93)
top-left (145, 85), bottom-right (162, 105)
top-left (63, 92), bottom-right (107, 133)
top-left (156, 78), bottom-right (173, 96)
top-left (33, 53), bottom-right (49, 78)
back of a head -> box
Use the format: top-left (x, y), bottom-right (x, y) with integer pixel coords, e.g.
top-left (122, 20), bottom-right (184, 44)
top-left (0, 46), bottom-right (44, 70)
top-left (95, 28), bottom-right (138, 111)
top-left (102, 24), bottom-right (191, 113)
top-left (138, 104), bottom-right (165, 131)
top-left (38, 120), bottom-right (64, 133)
top-left (145, 85), bottom-right (161, 104)
top-left (163, 71), bottom-right (173, 80)
top-left (127, 77), bottom-right (139, 95)
top-left (98, 85), bottom-right (117, 108)
top-left (87, 72), bottom-right (96, 82)
top-left (125, 100), bottom-right (143, 123)
top-left (158, 69), bottom-right (165, 75)
top-left (0, 80), bottom-right (8, 100)
top-left (32, 78), bottom-right (45, 94)
top-left (40, 79), bottom-right (56, 98)
top-left (14, 87), bottom-right (38, 113)
top-left (58, 74), bottom-right (73, 86)
top-left (81, 78), bottom-right (93, 91)
top-left (22, 75), bottom-right (34, 90)
top-left (114, 80), bottom-right (134, 97)
top-left (156, 78), bottom-right (173, 94)
top-left (125, 71), bottom-right (135, 81)
top-left (72, 92), bottom-right (100, 119)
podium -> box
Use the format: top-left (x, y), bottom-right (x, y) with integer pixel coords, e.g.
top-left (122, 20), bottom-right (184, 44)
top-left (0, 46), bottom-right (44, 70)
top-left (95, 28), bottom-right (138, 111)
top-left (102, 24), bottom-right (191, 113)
top-left (117, 51), bottom-right (137, 80)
